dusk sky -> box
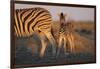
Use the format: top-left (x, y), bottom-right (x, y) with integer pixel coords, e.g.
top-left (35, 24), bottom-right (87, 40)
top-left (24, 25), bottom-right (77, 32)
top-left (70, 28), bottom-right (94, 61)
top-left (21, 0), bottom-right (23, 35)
top-left (15, 4), bottom-right (95, 22)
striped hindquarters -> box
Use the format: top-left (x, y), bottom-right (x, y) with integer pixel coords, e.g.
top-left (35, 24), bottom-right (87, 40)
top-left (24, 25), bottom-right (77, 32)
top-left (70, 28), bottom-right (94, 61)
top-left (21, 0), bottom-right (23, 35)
top-left (14, 7), bottom-right (52, 37)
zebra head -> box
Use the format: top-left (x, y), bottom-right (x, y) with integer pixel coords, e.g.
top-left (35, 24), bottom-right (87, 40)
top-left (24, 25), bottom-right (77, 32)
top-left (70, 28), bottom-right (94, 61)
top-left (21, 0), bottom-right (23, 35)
top-left (59, 12), bottom-right (73, 33)
top-left (59, 12), bottom-right (68, 32)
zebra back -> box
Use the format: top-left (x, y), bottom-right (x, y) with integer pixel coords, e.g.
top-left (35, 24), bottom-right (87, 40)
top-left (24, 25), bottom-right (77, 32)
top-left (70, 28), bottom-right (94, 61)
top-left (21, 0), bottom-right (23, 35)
top-left (14, 7), bottom-right (52, 37)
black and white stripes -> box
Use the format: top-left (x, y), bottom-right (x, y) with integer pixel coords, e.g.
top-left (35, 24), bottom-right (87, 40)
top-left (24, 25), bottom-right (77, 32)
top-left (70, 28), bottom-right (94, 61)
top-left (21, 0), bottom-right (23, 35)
top-left (14, 7), bottom-right (56, 57)
top-left (14, 7), bottom-right (52, 37)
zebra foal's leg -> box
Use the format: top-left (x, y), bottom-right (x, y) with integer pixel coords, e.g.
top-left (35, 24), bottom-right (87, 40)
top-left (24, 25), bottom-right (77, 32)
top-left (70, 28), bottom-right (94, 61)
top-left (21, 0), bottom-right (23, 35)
top-left (63, 36), bottom-right (68, 55)
top-left (70, 34), bottom-right (74, 53)
top-left (56, 35), bottom-right (63, 57)
top-left (67, 34), bottom-right (74, 53)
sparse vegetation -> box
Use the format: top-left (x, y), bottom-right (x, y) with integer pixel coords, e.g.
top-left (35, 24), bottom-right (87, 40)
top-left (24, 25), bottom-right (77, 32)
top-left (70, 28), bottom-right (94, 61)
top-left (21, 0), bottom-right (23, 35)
top-left (15, 21), bottom-right (95, 67)
top-left (52, 21), bottom-right (95, 55)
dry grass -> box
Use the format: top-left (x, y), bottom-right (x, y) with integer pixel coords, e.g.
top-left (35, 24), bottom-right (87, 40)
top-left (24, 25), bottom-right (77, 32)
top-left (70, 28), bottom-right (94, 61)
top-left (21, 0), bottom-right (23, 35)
top-left (73, 21), bottom-right (95, 31)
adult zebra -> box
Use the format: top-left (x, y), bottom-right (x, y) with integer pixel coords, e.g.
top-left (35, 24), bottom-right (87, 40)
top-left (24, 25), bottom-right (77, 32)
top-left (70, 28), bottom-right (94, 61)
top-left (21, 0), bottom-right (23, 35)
top-left (14, 7), bottom-right (57, 57)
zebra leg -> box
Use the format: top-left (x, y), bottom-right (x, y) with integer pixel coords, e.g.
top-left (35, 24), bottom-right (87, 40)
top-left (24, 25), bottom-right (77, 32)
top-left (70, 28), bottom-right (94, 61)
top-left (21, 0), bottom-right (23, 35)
top-left (45, 32), bottom-right (57, 56)
top-left (63, 37), bottom-right (69, 55)
top-left (70, 34), bottom-right (74, 53)
top-left (56, 35), bottom-right (63, 57)
top-left (40, 39), bottom-right (47, 57)
top-left (38, 32), bottom-right (47, 57)
top-left (68, 34), bottom-right (74, 53)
